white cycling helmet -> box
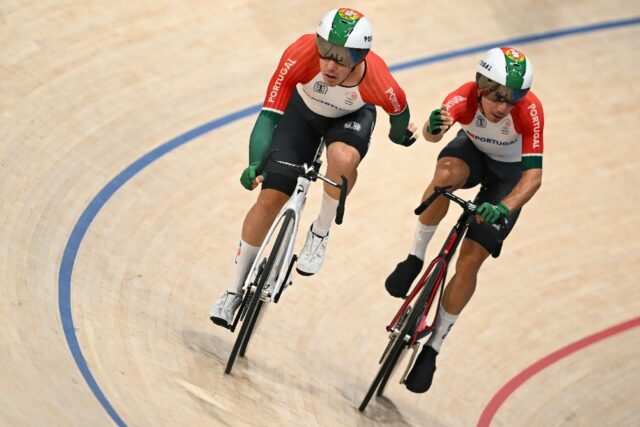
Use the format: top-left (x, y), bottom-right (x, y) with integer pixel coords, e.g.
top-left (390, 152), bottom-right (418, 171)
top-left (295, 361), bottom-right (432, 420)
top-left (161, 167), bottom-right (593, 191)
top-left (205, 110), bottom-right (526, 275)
top-left (476, 47), bottom-right (533, 104)
top-left (316, 8), bottom-right (372, 68)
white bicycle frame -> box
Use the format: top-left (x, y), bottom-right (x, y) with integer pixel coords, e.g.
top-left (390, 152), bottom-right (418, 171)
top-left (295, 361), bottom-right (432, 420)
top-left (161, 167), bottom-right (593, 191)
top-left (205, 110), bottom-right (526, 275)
top-left (241, 142), bottom-right (327, 303)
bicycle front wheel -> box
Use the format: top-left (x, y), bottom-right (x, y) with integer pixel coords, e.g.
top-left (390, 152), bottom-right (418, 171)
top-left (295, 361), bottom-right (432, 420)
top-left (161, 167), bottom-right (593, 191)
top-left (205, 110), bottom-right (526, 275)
top-left (238, 299), bottom-right (264, 357)
top-left (358, 332), bottom-right (405, 410)
top-left (224, 210), bottom-right (295, 374)
top-left (359, 261), bottom-right (445, 410)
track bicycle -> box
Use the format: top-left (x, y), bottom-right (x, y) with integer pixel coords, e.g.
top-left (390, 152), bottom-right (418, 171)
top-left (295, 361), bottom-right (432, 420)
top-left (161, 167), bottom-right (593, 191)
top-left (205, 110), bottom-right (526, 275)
top-left (359, 186), bottom-right (505, 411)
top-left (224, 141), bottom-right (347, 375)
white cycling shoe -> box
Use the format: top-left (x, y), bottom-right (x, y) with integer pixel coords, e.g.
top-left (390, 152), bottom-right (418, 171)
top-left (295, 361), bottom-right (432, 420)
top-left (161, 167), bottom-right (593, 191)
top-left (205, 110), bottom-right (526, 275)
top-left (209, 291), bottom-right (242, 328)
top-left (296, 227), bottom-right (329, 276)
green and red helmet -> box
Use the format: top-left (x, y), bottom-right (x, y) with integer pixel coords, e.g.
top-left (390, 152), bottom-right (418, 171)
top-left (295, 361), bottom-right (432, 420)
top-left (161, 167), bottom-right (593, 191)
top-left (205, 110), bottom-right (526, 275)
top-left (476, 47), bottom-right (533, 104)
top-left (315, 8), bottom-right (372, 68)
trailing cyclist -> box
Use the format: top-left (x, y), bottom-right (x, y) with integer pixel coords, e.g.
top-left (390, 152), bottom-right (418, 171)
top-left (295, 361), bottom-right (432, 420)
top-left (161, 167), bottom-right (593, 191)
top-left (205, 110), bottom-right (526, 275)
top-left (210, 8), bottom-right (418, 327)
top-left (385, 47), bottom-right (545, 393)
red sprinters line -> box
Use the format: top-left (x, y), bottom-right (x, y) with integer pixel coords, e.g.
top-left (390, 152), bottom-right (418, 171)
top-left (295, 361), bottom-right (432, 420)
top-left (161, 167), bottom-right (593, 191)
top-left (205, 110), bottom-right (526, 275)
top-left (477, 316), bottom-right (640, 427)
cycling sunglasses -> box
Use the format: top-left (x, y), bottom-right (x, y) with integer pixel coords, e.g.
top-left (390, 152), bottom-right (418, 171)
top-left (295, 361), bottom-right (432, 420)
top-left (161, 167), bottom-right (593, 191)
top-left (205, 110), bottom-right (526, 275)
top-left (315, 35), bottom-right (367, 68)
top-left (477, 74), bottom-right (529, 105)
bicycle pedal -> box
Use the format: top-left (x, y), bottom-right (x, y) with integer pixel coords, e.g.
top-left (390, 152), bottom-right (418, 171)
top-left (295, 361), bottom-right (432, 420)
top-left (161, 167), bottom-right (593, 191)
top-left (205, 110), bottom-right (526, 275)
top-left (400, 342), bottom-right (421, 385)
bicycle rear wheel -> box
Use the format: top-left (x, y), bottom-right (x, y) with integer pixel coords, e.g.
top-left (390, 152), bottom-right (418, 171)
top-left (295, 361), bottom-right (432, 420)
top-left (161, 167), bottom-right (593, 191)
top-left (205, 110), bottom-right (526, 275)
top-left (224, 210), bottom-right (295, 374)
top-left (359, 261), bottom-right (445, 411)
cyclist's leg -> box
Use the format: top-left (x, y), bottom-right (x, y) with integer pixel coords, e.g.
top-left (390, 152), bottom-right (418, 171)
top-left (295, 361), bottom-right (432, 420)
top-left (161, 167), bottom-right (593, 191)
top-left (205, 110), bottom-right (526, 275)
top-left (210, 188), bottom-right (290, 327)
top-left (418, 129), bottom-right (483, 233)
top-left (386, 130), bottom-right (482, 298)
top-left (241, 189), bottom-right (290, 246)
top-left (465, 157), bottom-right (523, 258)
top-left (427, 164), bottom-right (522, 322)
top-left (297, 104), bottom-right (376, 275)
top-left (447, 156), bottom-right (523, 312)
top-left (230, 115), bottom-right (317, 288)
top-left (234, 110), bottom-right (320, 270)
top-left (405, 160), bottom-right (523, 389)
top-left (422, 162), bottom-right (521, 340)
top-left (441, 239), bottom-right (490, 314)
top-left (315, 103), bottom-right (376, 232)
top-left (404, 239), bottom-right (489, 392)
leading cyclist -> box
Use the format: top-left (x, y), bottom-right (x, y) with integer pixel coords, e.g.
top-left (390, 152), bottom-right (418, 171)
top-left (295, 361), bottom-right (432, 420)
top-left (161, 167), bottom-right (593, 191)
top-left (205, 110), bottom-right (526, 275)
top-left (210, 8), bottom-right (418, 327)
top-left (385, 47), bottom-right (544, 393)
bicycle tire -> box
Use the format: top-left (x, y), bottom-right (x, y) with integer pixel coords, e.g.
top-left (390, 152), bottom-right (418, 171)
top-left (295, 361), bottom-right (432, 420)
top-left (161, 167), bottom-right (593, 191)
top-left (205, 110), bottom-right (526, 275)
top-left (375, 333), bottom-right (408, 397)
top-left (238, 300), bottom-right (264, 357)
top-left (359, 321), bottom-right (407, 411)
top-left (359, 261), bottom-right (445, 411)
top-left (376, 270), bottom-right (440, 397)
top-left (224, 210), bottom-right (295, 374)
top-left (238, 210), bottom-right (295, 357)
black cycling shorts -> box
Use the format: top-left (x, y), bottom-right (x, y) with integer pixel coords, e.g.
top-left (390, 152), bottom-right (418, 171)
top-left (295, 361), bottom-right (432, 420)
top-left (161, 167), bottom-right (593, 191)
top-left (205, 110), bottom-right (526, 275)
top-left (262, 90), bottom-right (377, 195)
top-left (438, 129), bottom-right (523, 256)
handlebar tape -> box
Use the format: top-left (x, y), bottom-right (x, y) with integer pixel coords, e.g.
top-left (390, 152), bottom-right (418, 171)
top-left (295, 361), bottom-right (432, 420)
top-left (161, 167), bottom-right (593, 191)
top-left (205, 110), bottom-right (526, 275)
top-left (335, 176), bottom-right (348, 225)
top-left (414, 186), bottom-right (452, 215)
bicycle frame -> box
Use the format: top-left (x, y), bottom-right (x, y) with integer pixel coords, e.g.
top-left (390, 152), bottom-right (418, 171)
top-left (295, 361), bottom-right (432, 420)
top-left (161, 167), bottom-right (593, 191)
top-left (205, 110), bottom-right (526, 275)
top-left (224, 140), bottom-right (349, 374)
top-left (241, 171), bottom-right (311, 303)
top-left (240, 154), bottom-right (322, 309)
top-left (232, 140), bottom-right (347, 322)
top-left (387, 188), bottom-right (477, 345)
top-left (359, 187), bottom-right (508, 410)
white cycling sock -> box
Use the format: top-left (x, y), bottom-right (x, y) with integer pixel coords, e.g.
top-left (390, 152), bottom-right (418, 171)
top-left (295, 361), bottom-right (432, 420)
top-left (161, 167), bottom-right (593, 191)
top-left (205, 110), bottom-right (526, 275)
top-left (409, 221), bottom-right (437, 261)
top-left (312, 191), bottom-right (338, 237)
top-left (227, 239), bottom-right (259, 293)
top-left (426, 304), bottom-right (458, 353)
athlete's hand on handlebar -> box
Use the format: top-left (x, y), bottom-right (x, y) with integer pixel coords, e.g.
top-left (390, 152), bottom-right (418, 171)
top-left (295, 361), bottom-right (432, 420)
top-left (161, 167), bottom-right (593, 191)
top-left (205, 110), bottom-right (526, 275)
top-left (426, 106), bottom-right (453, 135)
top-left (240, 162), bottom-right (265, 190)
top-left (476, 202), bottom-right (509, 224)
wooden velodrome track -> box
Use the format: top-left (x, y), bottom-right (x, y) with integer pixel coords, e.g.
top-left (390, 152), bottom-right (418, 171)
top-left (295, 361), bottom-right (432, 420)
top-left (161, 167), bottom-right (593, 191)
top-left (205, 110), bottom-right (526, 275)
top-left (2, 1), bottom-right (639, 426)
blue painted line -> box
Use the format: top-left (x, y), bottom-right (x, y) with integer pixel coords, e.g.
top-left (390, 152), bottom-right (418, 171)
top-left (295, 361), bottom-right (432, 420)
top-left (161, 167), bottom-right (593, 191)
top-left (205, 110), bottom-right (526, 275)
top-left (57, 16), bottom-right (640, 426)
top-left (57, 104), bottom-right (259, 427)
top-left (390, 16), bottom-right (640, 72)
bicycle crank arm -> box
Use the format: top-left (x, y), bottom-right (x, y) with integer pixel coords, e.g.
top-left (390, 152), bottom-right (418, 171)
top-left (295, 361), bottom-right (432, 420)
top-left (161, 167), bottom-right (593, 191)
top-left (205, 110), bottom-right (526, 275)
top-left (400, 342), bottom-right (421, 384)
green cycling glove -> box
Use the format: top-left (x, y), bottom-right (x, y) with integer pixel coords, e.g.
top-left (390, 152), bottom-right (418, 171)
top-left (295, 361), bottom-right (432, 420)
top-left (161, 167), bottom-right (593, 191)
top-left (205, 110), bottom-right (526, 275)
top-left (476, 202), bottom-right (509, 224)
top-left (240, 162), bottom-right (265, 190)
top-left (402, 128), bottom-right (417, 146)
top-left (427, 108), bottom-right (445, 135)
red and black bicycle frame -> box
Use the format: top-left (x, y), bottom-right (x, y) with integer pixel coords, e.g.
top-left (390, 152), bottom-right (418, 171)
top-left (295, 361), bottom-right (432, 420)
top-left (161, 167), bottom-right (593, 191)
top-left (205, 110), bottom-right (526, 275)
top-left (386, 201), bottom-right (474, 347)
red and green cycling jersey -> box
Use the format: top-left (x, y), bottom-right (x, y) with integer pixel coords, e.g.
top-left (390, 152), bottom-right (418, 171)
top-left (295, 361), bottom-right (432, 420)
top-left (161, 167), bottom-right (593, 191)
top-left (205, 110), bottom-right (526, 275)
top-left (247, 34), bottom-right (412, 165)
top-left (443, 82), bottom-right (544, 169)
top-left (262, 34), bottom-right (407, 118)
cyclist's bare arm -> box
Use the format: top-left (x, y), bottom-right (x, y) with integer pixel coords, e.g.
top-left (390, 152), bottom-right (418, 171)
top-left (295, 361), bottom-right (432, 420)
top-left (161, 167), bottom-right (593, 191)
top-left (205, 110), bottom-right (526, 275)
top-left (500, 168), bottom-right (542, 212)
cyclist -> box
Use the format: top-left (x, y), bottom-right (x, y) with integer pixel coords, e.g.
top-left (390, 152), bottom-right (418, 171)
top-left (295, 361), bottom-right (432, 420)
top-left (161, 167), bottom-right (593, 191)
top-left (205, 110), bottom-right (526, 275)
top-left (385, 47), bottom-right (544, 393)
top-left (210, 8), bottom-right (418, 328)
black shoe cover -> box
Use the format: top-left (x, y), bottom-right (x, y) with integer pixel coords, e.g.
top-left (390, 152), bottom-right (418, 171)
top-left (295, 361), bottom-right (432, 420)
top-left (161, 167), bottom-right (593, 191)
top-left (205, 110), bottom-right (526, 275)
top-left (385, 254), bottom-right (424, 298)
top-left (405, 345), bottom-right (438, 393)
